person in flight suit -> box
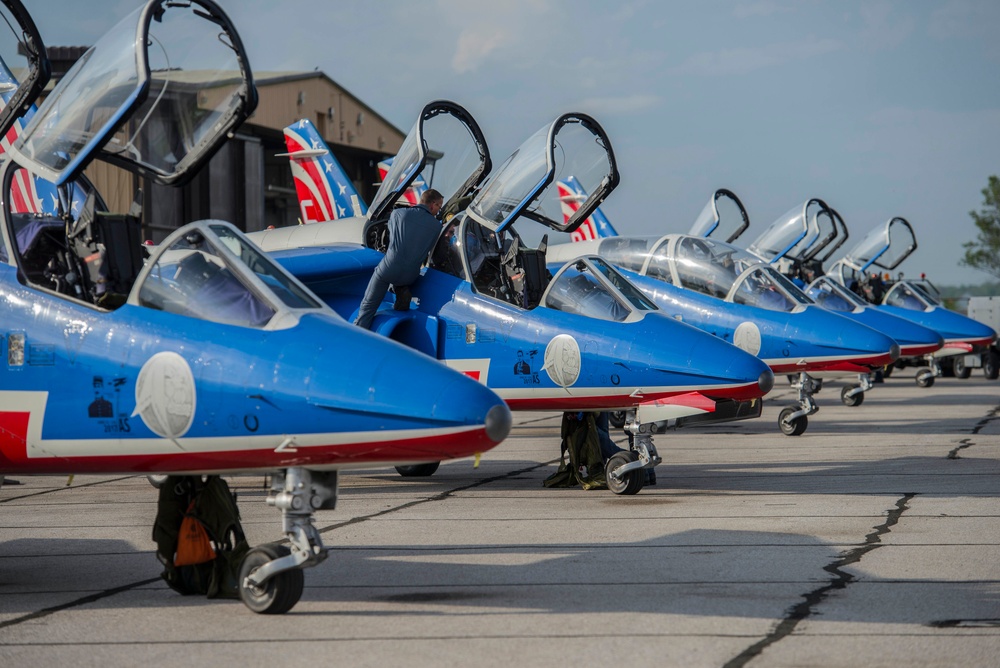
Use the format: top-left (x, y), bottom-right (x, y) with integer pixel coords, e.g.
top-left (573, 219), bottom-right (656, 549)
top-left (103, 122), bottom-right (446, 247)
top-left (354, 189), bottom-right (445, 329)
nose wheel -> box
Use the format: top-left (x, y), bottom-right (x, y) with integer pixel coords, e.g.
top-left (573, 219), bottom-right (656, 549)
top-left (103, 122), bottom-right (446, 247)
top-left (779, 372), bottom-right (820, 436)
top-left (778, 406), bottom-right (808, 436)
top-left (239, 544), bottom-right (305, 614)
top-left (605, 413), bottom-right (660, 495)
top-left (237, 468), bottom-right (337, 614)
top-left (840, 373), bottom-right (873, 407)
top-left (605, 451), bottom-right (644, 495)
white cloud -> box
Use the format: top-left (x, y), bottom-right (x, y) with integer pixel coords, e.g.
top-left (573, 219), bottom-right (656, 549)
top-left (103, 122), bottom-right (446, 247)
top-left (669, 37), bottom-right (843, 76)
top-left (451, 29), bottom-right (513, 74)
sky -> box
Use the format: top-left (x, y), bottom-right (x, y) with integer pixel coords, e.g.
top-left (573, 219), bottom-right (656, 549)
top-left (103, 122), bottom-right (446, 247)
top-left (29, 0), bottom-right (1000, 286)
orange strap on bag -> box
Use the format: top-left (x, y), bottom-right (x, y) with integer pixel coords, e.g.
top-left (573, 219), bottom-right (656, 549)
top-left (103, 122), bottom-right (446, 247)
top-left (174, 501), bottom-right (217, 566)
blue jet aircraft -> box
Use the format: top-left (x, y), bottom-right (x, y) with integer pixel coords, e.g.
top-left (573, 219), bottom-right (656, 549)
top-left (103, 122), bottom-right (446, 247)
top-left (546, 186), bottom-right (901, 435)
top-left (0, 0), bottom-right (511, 614)
top-left (262, 103), bottom-right (776, 494)
top-left (743, 198), bottom-right (945, 393)
top-left (823, 216), bottom-right (996, 386)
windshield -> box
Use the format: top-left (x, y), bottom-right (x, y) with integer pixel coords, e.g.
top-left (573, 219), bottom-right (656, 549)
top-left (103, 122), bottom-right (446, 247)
top-left (210, 224), bottom-right (321, 309)
top-left (543, 259), bottom-right (638, 322)
top-left (908, 279), bottom-right (941, 305)
top-left (731, 265), bottom-right (811, 312)
top-left (9, 1), bottom-right (253, 185)
top-left (135, 222), bottom-right (322, 327)
top-left (884, 281), bottom-right (932, 311)
top-left (688, 189), bottom-right (749, 243)
top-left (591, 256), bottom-right (657, 312)
top-left (806, 276), bottom-right (866, 312)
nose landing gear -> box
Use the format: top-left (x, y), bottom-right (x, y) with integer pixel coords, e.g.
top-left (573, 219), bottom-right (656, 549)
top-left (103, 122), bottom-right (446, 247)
top-left (779, 372), bottom-right (820, 436)
top-left (237, 468), bottom-right (338, 614)
top-left (605, 411), bottom-right (662, 495)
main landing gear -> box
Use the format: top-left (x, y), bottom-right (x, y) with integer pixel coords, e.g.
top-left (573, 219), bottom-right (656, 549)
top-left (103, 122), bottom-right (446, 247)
top-left (605, 411), bottom-right (662, 495)
top-left (779, 372), bottom-right (820, 436)
top-left (394, 462), bottom-right (441, 477)
top-left (840, 373), bottom-right (873, 407)
top-left (238, 468), bottom-right (337, 614)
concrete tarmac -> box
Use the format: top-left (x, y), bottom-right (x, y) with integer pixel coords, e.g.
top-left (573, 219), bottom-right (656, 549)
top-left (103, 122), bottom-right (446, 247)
top-left (1, 373), bottom-right (999, 667)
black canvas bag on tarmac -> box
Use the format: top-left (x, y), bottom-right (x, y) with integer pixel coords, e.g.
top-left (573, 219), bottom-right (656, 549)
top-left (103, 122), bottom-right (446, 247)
top-left (153, 475), bottom-right (249, 598)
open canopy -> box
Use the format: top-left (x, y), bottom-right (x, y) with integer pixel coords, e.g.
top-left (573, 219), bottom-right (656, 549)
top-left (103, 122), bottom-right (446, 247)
top-left (0, 0), bottom-right (49, 141)
top-left (466, 112), bottom-right (619, 234)
top-left (688, 189), bottom-right (750, 244)
top-left (367, 100), bottom-right (490, 223)
top-left (7, 0), bottom-right (256, 187)
top-left (747, 199), bottom-right (834, 264)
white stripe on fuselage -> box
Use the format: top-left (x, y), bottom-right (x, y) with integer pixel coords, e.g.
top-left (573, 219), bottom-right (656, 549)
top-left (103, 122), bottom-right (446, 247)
top-left (0, 391), bottom-right (483, 459)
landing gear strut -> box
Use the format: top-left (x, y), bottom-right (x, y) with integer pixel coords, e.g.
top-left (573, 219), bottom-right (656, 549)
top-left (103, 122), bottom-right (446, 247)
top-left (605, 411), bottom-right (662, 495)
top-left (915, 354), bottom-right (940, 388)
top-left (238, 468), bottom-right (338, 614)
top-left (840, 373), bottom-right (873, 407)
top-left (779, 372), bottom-right (820, 436)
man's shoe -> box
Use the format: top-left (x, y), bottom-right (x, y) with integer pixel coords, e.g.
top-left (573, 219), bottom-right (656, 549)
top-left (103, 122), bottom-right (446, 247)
top-left (393, 285), bottom-right (412, 311)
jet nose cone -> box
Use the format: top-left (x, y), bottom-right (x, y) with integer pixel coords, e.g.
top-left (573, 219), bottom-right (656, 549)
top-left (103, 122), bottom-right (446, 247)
top-left (758, 368), bottom-right (775, 394)
top-left (486, 403), bottom-right (513, 443)
top-left (889, 342), bottom-right (900, 361)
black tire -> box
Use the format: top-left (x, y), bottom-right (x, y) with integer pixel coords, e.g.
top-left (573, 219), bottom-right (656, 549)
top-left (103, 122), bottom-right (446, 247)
top-left (238, 544), bottom-right (304, 614)
top-left (984, 352), bottom-right (1000, 380)
top-left (609, 411), bottom-right (626, 429)
top-left (778, 406), bottom-right (808, 436)
top-left (915, 370), bottom-right (935, 388)
top-left (953, 356), bottom-right (972, 379)
top-left (840, 385), bottom-right (864, 407)
top-left (605, 451), bottom-right (644, 496)
top-left (939, 357), bottom-right (955, 378)
top-left (395, 462), bottom-right (440, 477)
top-left (146, 474), bottom-right (169, 489)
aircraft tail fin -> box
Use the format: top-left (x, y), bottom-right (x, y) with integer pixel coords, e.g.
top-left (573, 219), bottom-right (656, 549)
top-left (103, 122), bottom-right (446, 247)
top-left (280, 119), bottom-right (368, 223)
top-left (557, 176), bottom-right (618, 242)
top-left (378, 156), bottom-right (427, 205)
top-left (0, 55), bottom-right (59, 214)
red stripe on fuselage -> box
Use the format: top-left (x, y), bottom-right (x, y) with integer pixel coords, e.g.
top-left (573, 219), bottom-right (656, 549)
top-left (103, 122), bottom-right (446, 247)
top-left (0, 411), bottom-right (30, 467)
top-left (503, 381), bottom-right (763, 411)
top-left (0, 426), bottom-right (499, 475)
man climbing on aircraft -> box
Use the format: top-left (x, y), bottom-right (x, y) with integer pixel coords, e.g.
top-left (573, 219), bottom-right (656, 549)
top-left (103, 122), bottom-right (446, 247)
top-left (354, 188), bottom-right (445, 329)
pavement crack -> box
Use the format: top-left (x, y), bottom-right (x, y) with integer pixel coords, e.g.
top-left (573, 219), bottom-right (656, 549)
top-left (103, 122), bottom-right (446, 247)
top-left (723, 493), bottom-right (916, 668)
top-left (947, 404), bottom-right (1000, 459)
top-left (0, 577), bottom-right (161, 631)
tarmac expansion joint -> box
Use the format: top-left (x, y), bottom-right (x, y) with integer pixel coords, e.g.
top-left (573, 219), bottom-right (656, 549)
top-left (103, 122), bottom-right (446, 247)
top-left (722, 492), bottom-right (917, 668)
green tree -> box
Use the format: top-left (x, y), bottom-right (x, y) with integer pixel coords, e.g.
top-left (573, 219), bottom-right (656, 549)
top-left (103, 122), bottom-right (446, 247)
top-left (961, 175), bottom-right (1000, 280)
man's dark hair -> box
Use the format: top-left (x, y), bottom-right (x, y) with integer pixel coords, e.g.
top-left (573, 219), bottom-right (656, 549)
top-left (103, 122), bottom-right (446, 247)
top-left (421, 189), bottom-right (444, 205)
